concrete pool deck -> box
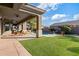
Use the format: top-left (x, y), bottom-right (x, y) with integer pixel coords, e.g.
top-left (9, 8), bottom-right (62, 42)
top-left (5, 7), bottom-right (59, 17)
top-left (0, 39), bottom-right (31, 56)
top-left (42, 34), bottom-right (59, 37)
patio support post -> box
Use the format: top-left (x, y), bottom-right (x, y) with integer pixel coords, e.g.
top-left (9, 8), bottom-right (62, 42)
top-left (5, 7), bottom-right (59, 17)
top-left (0, 17), bottom-right (5, 35)
top-left (23, 22), bottom-right (27, 31)
top-left (36, 15), bottom-right (42, 38)
top-left (19, 23), bottom-right (22, 31)
top-left (21, 23), bottom-right (23, 30)
top-left (0, 19), bottom-right (1, 35)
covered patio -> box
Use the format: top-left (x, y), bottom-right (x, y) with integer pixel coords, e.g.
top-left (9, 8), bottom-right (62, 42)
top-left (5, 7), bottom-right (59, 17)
top-left (0, 3), bottom-right (45, 38)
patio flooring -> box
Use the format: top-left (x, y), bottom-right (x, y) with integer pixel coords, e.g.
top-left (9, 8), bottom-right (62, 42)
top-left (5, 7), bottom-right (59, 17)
top-left (1, 31), bottom-right (36, 39)
top-left (0, 39), bottom-right (31, 56)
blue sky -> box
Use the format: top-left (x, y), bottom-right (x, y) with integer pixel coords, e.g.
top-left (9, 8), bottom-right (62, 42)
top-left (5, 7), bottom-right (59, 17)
top-left (31, 3), bottom-right (79, 27)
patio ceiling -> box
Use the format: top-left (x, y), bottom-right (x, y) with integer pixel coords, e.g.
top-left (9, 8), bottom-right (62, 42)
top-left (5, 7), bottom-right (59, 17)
top-left (0, 3), bottom-right (45, 38)
top-left (0, 5), bottom-right (32, 24)
top-left (0, 3), bottom-right (45, 24)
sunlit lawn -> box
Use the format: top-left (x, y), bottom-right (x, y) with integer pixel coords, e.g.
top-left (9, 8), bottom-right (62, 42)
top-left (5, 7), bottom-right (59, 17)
top-left (20, 35), bottom-right (79, 56)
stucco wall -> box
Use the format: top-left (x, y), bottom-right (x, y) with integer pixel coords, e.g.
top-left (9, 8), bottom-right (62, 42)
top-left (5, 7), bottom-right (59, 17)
top-left (19, 23), bottom-right (23, 31)
top-left (0, 20), bottom-right (1, 35)
top-left (23, 21), bottom-right (27, 31)
top-left (37, 15), bottom-right (42, 37)
top-left (71, 26), bottom-right (79, 35)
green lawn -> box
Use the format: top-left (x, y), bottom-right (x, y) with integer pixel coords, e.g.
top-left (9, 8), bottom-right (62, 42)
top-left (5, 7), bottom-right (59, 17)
top-left (20, 35), bottom-right (79, 56)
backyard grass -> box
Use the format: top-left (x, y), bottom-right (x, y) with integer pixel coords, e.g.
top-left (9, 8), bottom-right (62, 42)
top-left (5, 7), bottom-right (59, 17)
top-left (20, 35), bottom-right (79, 56)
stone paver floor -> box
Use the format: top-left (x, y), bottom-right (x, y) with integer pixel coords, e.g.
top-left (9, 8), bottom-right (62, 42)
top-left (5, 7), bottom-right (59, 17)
top-left (0, 39), bottom-right (31, 56)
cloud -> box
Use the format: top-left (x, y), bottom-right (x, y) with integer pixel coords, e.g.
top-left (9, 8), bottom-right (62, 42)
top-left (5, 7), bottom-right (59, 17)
top-left (43, 13), bottom-right (79, 26)
top-left (52, 14), bottom-right (67, 20)
top-left (51, 14), bottom-right (71, 24)
top-left (51, 14), bottom-right (79, 25)
top-left (37, 3), bottom-right (60, 11)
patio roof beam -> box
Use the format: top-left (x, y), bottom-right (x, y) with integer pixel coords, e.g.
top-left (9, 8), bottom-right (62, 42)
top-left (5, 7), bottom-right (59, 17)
top-left (0, 3), bottom-right (13, 8)
top-left (16, 15), bottom-right (35, 25)
top-left (20, 4), bottom-right (45, 15)
top-left (19, 9), bottom-right (39, 16)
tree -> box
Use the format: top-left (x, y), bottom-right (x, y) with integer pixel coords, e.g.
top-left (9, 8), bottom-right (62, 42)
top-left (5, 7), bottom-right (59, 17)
top-left (59, 25), bottom-right (72, 35)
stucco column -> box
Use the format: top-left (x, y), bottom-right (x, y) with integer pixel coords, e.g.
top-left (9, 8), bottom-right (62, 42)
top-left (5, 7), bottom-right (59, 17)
top-left (0, 17), bottom-right (5, 35)
top-left (36, 15), bottom-right (42, 38)
top-left (19, 23), bottom-right (22, 30)
top-left (19, 22), bottom-right (27, 32)
top-left (0, 19), bottom-right (1, 35)
top-left (23, 22), bottom-right (27, 31)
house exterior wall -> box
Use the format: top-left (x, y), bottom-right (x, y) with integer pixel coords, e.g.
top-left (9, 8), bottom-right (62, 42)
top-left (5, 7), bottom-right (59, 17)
top-left (71, 26), bottom-right (79, 35)
top-left (50, 25), bottom-right (79, 35)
